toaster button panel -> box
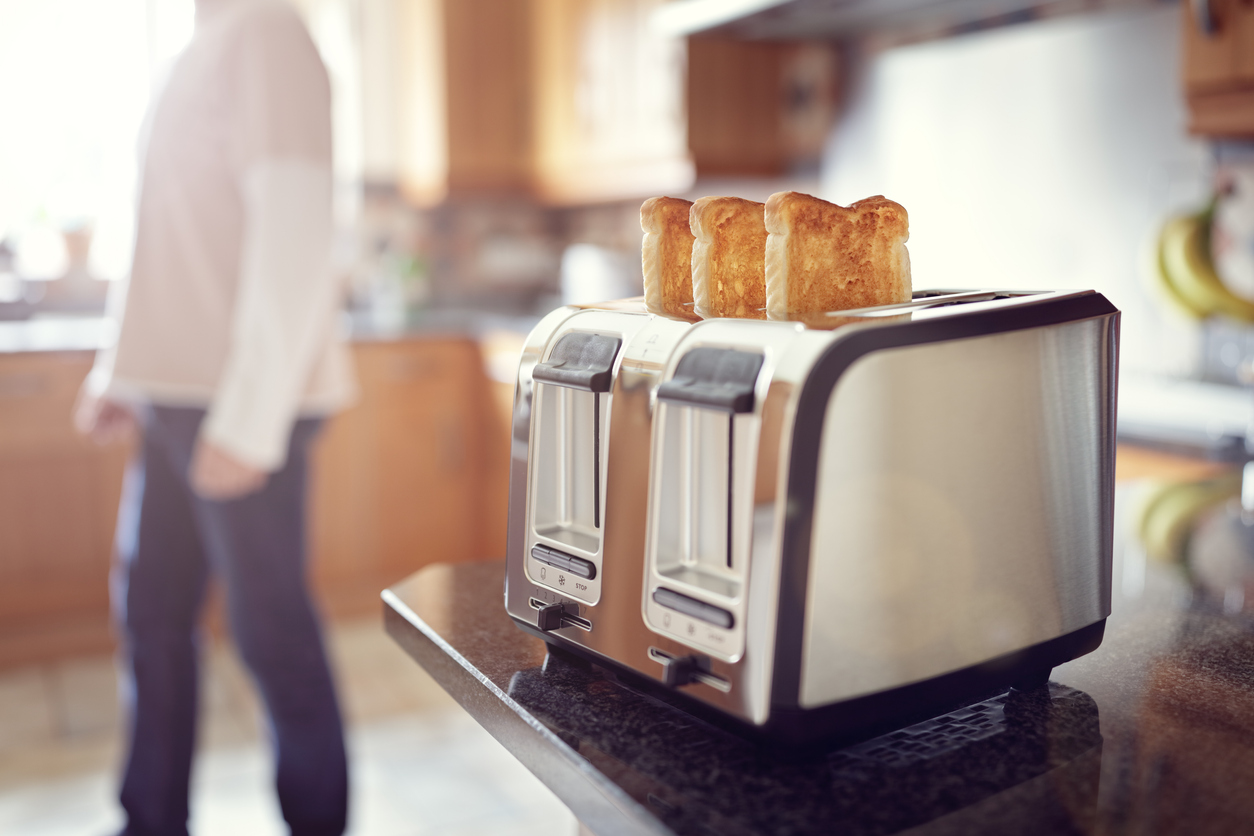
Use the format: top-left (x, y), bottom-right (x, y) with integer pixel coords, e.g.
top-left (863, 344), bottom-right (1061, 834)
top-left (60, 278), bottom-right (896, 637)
top-left (531, 544), bottom-right (597, 581)
top-left (653, 587), bottom-right (734, 630)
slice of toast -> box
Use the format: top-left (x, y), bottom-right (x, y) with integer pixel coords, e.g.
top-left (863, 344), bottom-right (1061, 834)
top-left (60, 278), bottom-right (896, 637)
top-left (764, 192), bottom-right (911, 317)
top-left (641, 197), bottom-right (698, 320)
top-left (690, 196), bottom-right (768, 319)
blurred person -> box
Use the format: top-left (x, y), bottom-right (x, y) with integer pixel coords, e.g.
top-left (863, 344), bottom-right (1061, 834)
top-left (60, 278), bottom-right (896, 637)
top-left (74, 0), bottom-right (354, 834)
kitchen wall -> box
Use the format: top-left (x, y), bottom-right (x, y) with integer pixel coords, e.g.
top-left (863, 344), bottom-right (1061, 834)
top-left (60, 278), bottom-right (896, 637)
top-left (821, 2), bottom-right (1206, 378)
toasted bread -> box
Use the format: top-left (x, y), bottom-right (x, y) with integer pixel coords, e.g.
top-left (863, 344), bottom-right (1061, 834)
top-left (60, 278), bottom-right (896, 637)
top-left (691, 196), bottom-right (768, 319)
top-left (764, 192), bottom-right (911, 317)
top-left (641, 197), bottom-right (699, 320)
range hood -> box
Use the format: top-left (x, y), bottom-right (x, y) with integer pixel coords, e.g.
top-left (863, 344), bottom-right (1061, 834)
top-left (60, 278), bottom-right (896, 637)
top-left (653, 0), bottom-right (1058, 40)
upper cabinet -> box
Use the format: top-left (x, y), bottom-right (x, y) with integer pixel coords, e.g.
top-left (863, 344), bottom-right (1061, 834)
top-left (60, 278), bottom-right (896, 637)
top-left (379, 0), bottom-right (694, 206)
top-left (1182, 0), bottom-right (1254, 137)
top-left (530, 0), bottom-right (693, 203)
top-left (686, 38), bottom-right (837, 177)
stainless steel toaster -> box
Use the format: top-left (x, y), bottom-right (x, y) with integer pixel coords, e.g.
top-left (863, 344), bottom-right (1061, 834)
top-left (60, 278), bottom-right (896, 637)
top-left (504, 289), bottom-right (1119, 745)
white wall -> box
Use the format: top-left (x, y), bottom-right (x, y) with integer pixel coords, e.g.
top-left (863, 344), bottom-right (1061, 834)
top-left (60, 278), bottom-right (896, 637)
top-left (822, 4), bottom-right (1208, 376)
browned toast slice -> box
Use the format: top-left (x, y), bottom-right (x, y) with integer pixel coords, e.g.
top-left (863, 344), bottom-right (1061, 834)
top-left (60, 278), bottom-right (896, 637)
top-left (690, 196), bottom-right (768, 319)
top-left (641, 197), bottom-right (698, 320)
top-left (764, 192), bottom-right (911, 317)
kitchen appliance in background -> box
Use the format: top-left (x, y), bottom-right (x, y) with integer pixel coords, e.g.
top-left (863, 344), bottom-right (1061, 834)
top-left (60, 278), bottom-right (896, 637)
top-left (505, 289), bottom-right (1119, 746)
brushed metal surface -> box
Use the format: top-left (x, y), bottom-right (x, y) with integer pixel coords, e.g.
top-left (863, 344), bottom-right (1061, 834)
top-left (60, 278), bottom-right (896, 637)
top-left (507, 291), bottom-right (1118, 730)
top-left (523, 311), bottom-right (655, 606)
top-left (507, 308), bottom-right (709, 693)
top-left (799, 316), bottom-right (1117, 708)
top-left (642, 320), bottom-right (813, 723)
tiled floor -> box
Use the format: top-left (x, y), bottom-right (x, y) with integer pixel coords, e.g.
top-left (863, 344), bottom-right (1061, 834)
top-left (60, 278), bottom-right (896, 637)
top-left (0, 617), bottom-right (577, 835)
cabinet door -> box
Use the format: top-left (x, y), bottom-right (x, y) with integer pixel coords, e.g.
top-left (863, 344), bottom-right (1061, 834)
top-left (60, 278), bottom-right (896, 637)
top-left (443, 0), bottom-right (534, 194)
top-left (0, 353), bottom-right (128, 667)
top-left (1239, 0), bottom-right (1254, 84)
top-left (1183, 0), bottom-right (1242, 91)
top-left (530, 0), bottom-right (694, 204)
top-left (308, 338), bottom-right (497, 616)
top-left (0, 339), bottom-right (506, 664)
top-left (1183, 0), bottom-right (1254, 137)
top-left (687, 38), bottom-right (787, 176)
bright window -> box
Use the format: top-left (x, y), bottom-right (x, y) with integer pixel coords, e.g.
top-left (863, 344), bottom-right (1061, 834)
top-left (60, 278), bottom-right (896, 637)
top-left (0, 0), bottom-right (194, 282)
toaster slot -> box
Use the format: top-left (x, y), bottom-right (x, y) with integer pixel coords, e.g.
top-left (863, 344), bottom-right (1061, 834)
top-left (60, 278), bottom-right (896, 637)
top-left (651, 348), bottom-right (763, 600)
top-left (654, 406), bottom-right (737, 580)
top-left (530, 332), bottom-right (621, 557)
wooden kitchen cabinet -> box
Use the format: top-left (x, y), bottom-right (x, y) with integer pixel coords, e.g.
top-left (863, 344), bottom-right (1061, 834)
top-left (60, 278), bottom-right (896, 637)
top-left (686, 38), bottom-right (839, 177)
top-left (388, 0), bottom-right (694, 205)
top-left (0, 352), bottom-right (128, 668)
top-left (528, 0), bottom-right (694, 203)
top-left (1182, 0), bottom-right (1254, 137)
top-left (0, 337), bottom-right (510, 668)
top-left (307, 337), bottom-right (509, 617)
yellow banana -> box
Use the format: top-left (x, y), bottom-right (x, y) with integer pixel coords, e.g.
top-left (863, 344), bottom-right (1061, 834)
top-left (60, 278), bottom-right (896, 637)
top-left (1157, 215), bottom-right (1210, 318)
top-left (1136, 472), bottom-right (1241, 565)
top-left (1159, 209), bottom-right (1254, 323)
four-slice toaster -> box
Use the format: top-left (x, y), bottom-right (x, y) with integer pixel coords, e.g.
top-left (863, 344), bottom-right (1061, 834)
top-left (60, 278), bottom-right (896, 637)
top-left (503, 290), bottom-right (1119, 745)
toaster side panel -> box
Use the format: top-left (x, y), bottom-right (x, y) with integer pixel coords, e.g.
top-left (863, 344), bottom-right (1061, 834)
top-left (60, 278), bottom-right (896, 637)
top-left (795, 314), bottom-right (1117, 709)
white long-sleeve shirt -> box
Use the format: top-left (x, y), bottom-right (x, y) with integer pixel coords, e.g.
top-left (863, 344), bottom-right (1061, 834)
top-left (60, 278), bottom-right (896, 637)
top-left (89, 0), bottom-right (355, 471)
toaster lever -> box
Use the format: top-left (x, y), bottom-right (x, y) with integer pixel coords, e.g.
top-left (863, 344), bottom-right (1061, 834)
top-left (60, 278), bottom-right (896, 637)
top-left (648, 647), bottom-right (729, 691)
top-left (532, 332), bottom-right (622, 392)
top-left (534, 601), bottom-right (592, 633)
top-left (660, 653), bottom-right (700, 688)
top-left (656, 347), bottom-right (764, 413)
top-left (536, 603), bottom-right (567, 631)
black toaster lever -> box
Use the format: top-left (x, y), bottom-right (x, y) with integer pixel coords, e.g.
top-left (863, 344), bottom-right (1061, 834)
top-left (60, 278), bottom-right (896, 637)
top-left (536, 603), bottom-right (567, 631)
top-left (532, 332), bottom-right (622, 392)
top-left (660, 654), bottom-right (700, 688)
top-left (534, 601), bottom-right (592, 633)
top-left (656, 347), bottom-right (764, 413)
top-left (648, 647), bottom-right (706, 688)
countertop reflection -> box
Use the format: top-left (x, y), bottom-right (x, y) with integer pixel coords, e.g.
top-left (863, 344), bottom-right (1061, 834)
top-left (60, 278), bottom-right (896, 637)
top-left (383, 485), bottom-right (1254, 835)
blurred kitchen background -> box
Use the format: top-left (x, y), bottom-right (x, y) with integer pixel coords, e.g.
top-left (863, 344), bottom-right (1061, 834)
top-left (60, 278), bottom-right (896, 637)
top-left (2, 0), bottom-right (1252, 832)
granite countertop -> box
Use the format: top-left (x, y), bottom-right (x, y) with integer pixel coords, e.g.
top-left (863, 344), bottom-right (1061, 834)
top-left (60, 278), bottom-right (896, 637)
top-left (383, 487), bottom-right (1254, 835)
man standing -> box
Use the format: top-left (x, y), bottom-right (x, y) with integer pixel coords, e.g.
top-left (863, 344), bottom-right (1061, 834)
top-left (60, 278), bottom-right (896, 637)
top-left (75, 1), bottom-right (353, 833)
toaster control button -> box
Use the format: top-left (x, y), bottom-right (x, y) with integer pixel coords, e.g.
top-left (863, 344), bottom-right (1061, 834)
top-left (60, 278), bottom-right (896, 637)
top-left (530, 545), bottom-right (596, 580)
top-left (653, 587), bottom-right (734, 630)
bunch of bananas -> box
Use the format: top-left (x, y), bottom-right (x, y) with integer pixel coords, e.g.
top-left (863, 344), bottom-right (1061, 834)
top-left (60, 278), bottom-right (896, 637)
top-left (1157, 205), bottom-right (1254, 323)
top-left (1135, 471), bottom-right (1241, 566)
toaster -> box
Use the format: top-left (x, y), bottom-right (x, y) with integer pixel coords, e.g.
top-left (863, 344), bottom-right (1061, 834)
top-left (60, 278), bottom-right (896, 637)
top-left (504, 289), bottom-right (1118, 745)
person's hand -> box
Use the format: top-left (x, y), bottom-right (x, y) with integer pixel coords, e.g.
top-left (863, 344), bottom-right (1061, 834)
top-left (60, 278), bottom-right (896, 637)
top-left (190, 439), bottom-right (268, 501)
top-left (73, 389), bottom-right (136, 446)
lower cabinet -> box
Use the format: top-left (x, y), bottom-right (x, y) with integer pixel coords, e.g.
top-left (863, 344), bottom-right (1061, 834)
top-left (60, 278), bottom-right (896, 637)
top-left (0, 351), bottom-right (127, 668)
top-left (307, 337), bottom-right (511, 617)
top-left (0, 337), bottom-right (511, 668)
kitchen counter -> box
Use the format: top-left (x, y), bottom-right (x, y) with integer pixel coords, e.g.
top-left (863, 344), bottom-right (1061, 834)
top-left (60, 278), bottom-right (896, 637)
top-left (0, 308), bottom-right (540, 354)
top-left (0, 316), bottom-right (117, 353)
top-left (383, 485), bottom-right (1254, 835)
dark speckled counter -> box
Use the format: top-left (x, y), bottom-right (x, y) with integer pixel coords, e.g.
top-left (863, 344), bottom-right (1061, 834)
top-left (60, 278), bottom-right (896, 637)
top-left (383, 490), bottom-right (1254, 836)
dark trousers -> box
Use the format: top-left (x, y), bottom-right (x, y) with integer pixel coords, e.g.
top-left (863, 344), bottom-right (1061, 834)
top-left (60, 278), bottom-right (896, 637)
top-left (113, 406), bottom-right (348, 836)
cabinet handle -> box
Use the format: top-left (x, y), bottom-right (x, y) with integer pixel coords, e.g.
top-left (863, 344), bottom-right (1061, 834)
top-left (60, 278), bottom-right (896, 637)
top-left (1192, 0), bottom-right (1220, 36)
